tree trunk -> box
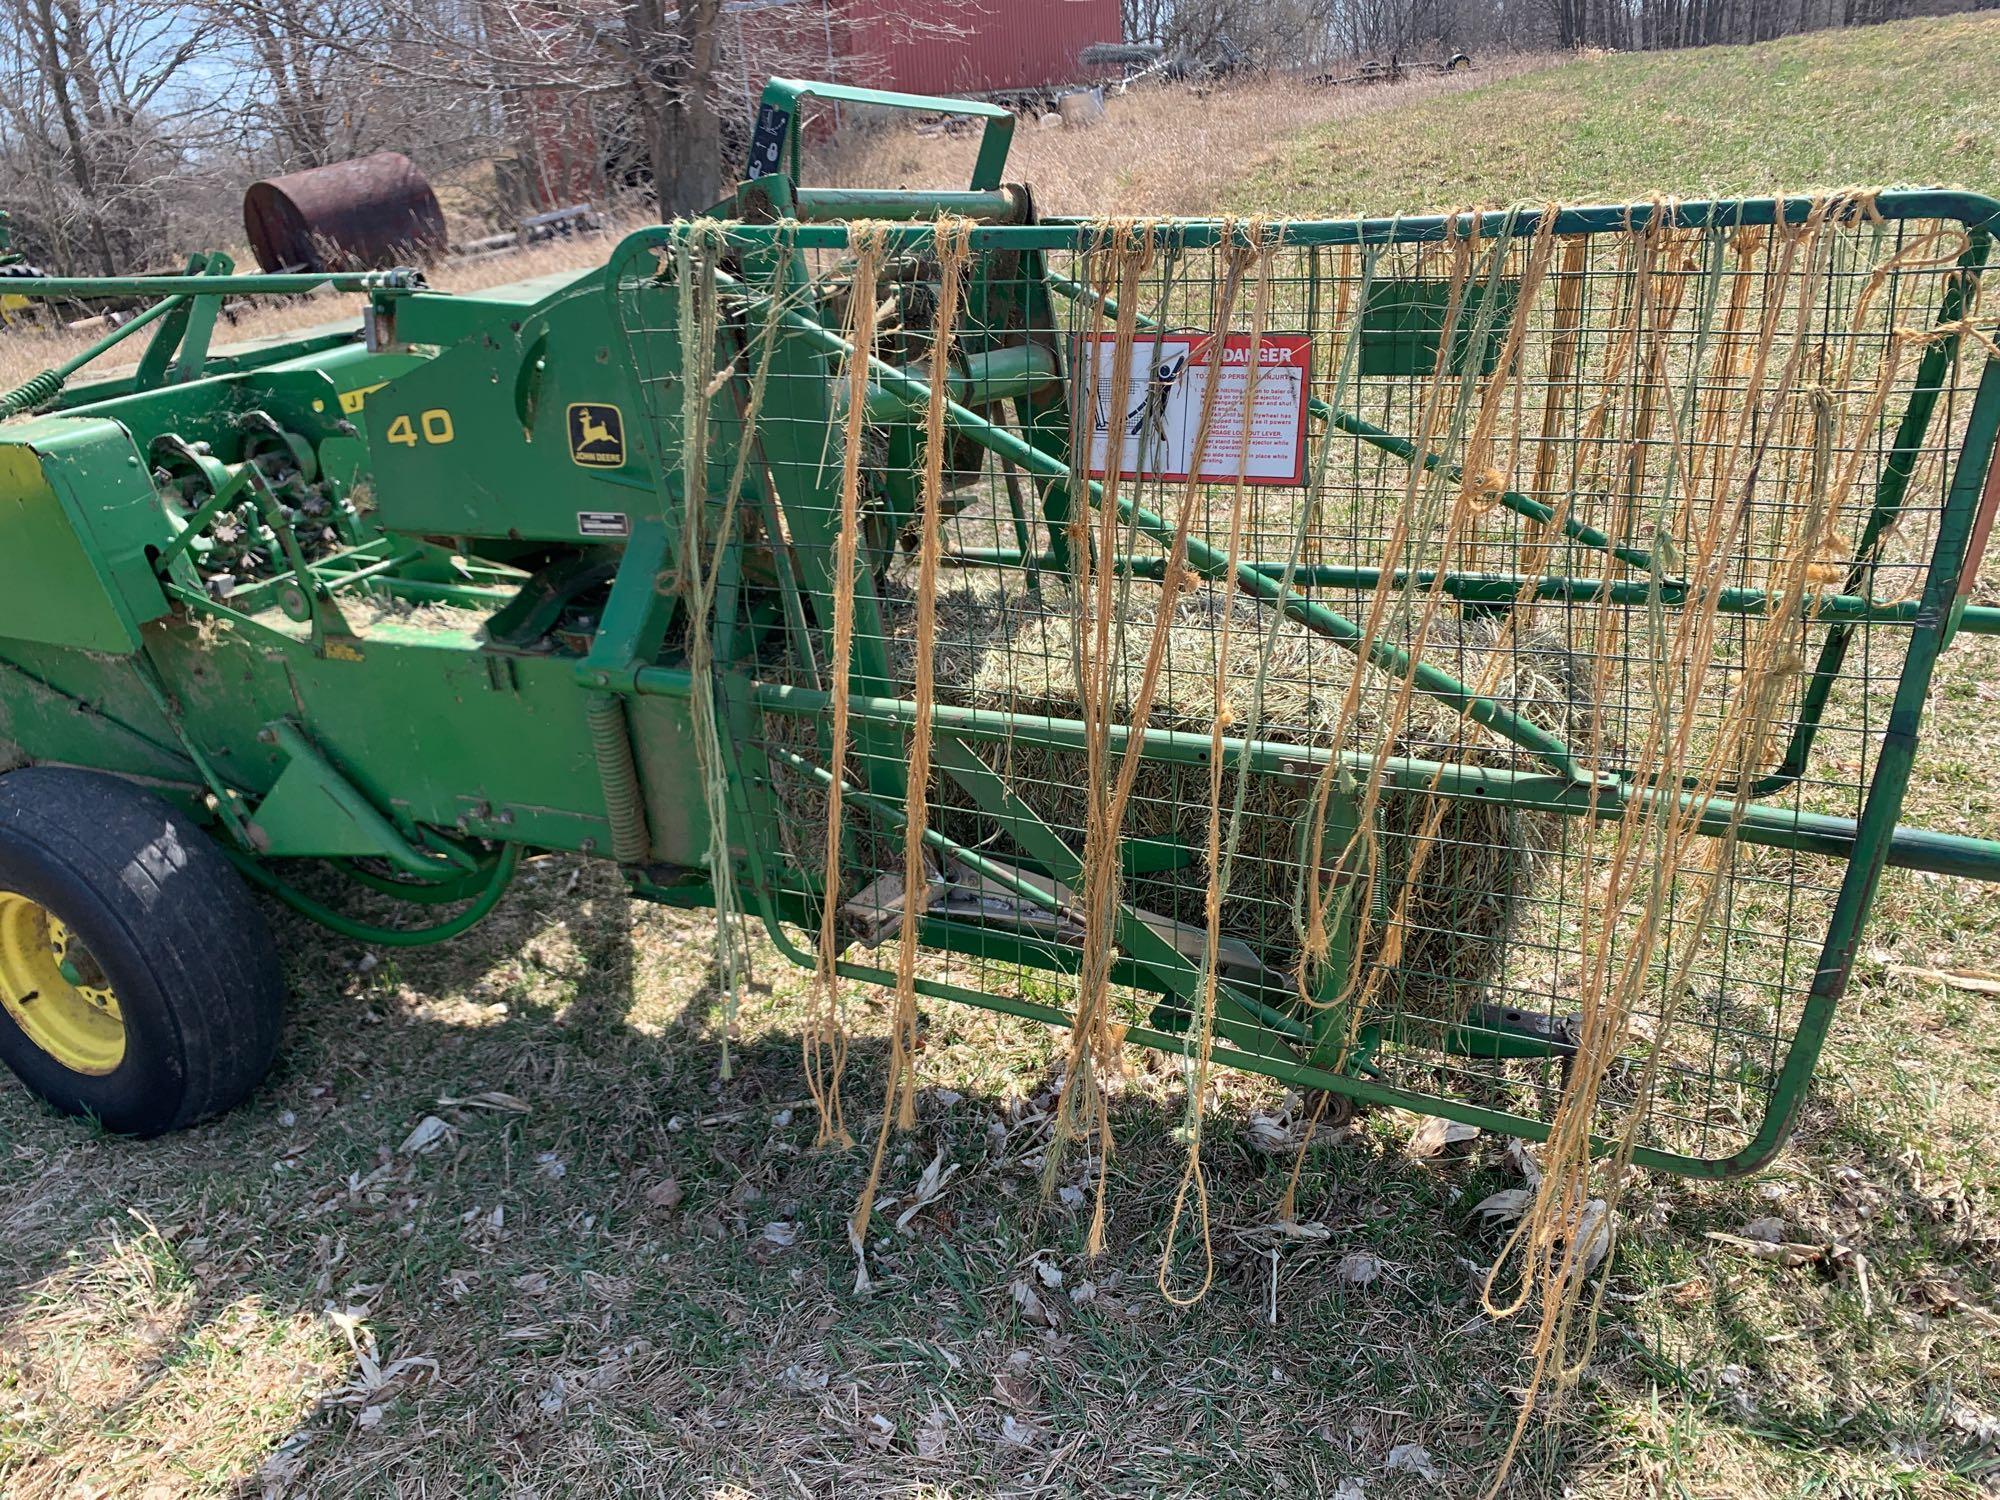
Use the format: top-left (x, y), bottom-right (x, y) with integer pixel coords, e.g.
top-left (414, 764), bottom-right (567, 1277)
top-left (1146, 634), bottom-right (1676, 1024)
top-left (637, 0), bottom-right (725, 219)
top-left (29, 0), bottom-right (115, 271)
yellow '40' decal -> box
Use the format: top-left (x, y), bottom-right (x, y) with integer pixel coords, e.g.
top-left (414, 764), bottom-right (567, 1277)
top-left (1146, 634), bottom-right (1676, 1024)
top-left (384, 409), bottom-right (454, 447)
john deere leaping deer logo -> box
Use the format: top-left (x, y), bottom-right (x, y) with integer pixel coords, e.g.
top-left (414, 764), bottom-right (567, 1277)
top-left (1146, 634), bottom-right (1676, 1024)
top-left (566, 402), bottom-right (625, 468)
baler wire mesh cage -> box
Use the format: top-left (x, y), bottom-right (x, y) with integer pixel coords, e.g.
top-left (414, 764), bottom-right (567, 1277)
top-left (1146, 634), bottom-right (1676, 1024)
top-left (610, 197), bottom-right (1993, 1201)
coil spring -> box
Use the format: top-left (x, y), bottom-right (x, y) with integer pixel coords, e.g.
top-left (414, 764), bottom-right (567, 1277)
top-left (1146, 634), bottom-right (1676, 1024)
top-left (586, 692), bottom-right (652, 864)
top-left (0, 368), bottom-right (62, 419)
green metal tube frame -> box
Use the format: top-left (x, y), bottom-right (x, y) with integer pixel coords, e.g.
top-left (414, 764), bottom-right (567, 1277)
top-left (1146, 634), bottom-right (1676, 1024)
top-left (752, 77), bottom-right (1015, 192)
top-left (227, 842), bottom-right (522, 947)
top-left (4, 270), bottom-right (423, 298)
top-left (937, 550), bottom-right (2000, 637)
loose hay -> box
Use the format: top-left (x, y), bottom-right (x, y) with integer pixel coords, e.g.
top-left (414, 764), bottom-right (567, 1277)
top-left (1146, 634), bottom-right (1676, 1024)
top-left (767, 562), bottom-right (1605, 1025)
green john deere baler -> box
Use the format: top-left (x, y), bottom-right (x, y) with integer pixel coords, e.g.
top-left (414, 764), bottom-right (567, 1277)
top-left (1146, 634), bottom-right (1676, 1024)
top-left (0, 79), bottom-right (1994, 1178)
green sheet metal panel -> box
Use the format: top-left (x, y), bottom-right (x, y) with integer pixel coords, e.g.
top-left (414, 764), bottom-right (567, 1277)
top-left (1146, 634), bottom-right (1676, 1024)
top-left (1347, 276), bottom-right (1521, 378)
top-left (0, 418), bottom-right (169, 654)
top-left (364, 281), bottom-right (666, 545)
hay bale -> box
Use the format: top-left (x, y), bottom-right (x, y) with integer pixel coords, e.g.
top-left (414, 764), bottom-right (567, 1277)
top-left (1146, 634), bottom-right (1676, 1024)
top-left (766, 566), bottom-right (1602, 1026)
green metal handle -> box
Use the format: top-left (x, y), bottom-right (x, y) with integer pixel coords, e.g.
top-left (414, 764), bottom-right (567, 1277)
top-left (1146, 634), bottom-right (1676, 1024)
top-left (751, 76), bottom-right (1014, 191)
top-left (1, 269), bottom-right (422, 298)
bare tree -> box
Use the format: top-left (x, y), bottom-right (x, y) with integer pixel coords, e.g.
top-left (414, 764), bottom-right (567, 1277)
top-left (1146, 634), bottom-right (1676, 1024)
top-left (0, 0), bottom-right (204, 271)
top-left (2, 0), bottom-right (1990, 276)
top-left (625, 0), bottom-right (726, 216)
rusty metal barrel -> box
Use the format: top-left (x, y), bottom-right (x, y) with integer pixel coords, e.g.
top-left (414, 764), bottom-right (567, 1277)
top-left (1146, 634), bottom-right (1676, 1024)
top-left (242, 153), bottom-right (446, 273)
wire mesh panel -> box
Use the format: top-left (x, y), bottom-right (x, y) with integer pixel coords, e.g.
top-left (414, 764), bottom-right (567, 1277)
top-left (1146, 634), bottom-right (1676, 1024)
top-left (609, 193), bottom-right (2000, 1177)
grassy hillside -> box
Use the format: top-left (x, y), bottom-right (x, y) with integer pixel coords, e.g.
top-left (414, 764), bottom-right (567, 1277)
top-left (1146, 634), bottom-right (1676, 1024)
top-left (1248, 14), bottom-right (2000, 214)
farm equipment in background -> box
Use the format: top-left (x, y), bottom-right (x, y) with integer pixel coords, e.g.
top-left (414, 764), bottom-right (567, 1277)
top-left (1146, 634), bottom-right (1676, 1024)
top-left (0, 76), bottom-right (1992, 1199)
top-left (0, 211), bottom-right (44, 325)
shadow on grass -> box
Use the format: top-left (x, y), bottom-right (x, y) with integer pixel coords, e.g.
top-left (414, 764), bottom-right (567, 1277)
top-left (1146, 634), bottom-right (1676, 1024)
top-left (1, 855), bottom-right (1898, 1497)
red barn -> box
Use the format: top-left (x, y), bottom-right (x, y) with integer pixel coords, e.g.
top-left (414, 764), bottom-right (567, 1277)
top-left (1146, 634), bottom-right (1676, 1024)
top-left (836, 0), bottom-right (1122, 96)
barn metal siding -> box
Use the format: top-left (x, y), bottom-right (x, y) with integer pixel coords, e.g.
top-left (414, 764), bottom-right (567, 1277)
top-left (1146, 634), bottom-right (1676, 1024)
top-left (840, 0), bottom-right (1120, 96)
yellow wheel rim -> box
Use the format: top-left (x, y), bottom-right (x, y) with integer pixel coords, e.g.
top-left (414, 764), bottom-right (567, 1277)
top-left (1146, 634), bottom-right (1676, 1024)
top-left (0, 892), bottom-right (124, 1075)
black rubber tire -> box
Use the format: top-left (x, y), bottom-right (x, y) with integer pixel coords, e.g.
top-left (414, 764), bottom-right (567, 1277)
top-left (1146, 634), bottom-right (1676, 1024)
top-left (0, 767), bottom-right (284, 1135)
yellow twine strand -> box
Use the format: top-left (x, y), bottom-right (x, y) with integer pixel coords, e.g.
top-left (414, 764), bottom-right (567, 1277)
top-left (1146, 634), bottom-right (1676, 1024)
top-left (850, 216), bottom-right (976, 1251)
top-left (807, 220), bottom-right (892, 1152)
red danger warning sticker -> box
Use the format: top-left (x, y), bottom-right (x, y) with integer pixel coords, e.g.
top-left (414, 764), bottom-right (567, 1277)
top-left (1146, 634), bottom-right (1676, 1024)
top-left (1082, 331), bottom-right (1312, 487)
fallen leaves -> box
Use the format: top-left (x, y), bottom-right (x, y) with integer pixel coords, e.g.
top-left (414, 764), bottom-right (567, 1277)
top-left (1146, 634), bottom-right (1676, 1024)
top-left (1246, 1110), bottom-right (1297, 1153)
top-left (779, 1363), bottom-right (830, 1394)
top-left (1010, 1274), bottom-right (1057, 1328)
top-left (1241, 1217), bottom-right (1331, 1244)
top-left (1472, 1185), bottom-right (1612, 1279)
top-left (1885, 963), bottom-right (2000, 995)
top-left (581, 1270), bottom-right (635, 1305)
top-left (321, 1307), bottom-right (438, 1429)
top-left (1705, 1230), bottom-right (1876, 1314)
top-left (1705, 1229), bottom-right (1827, 1268)
top-left (876, 1150), bottom-right (959, 1232)
top-left (397, 1116), bottom-right (452, 1156)
top-left (1470, 1187), bottom-right (1533, 1227)
top-left (992, 1349), bottom-right (1038, 1410)
top-left (1404, 1115), bottom-right (1480, 1160)
top-left (1908, 1275), bottom-right (2000, 1328)
top-left (398, 1090), bottom-right (530, 1157)
top-left (1383, 1442), bottom-right (1440, 1481)
top-left (915, 1406), bottom-right (951, 1459)
top-left (1336, 1251), bottom-right (1382, 1286)
top-left (435, 1090), bottom-right (531, 1114)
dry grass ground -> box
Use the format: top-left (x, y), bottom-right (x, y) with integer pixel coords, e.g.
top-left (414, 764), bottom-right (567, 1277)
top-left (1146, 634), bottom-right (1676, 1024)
top-left (6, 16), bottom-right (2000, 1500)
top-left (811, 55), bottom-right (1556, 217)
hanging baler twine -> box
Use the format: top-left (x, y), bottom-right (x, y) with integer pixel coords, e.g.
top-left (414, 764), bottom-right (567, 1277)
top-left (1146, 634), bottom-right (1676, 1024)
top-left (1159, 218), bottom-right (1281, 1306)
top-left (1051, 218), bottom-right (1266, 1257)
top-left (689, 197), bottom-right (1994, 1487)
top-left (806, 221), bottom-right (894, 1152)
top-left (672, 220), bottom-right (810, 1083)
top-left (850, 216), bottom-right (977, 1256)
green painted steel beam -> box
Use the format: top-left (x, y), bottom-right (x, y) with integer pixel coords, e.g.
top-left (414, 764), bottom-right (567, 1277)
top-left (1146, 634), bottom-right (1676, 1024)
top-left (251, 721), bottom-right (461, 878)
top-left (681, 676), bottom-right (2000, 883)
top-left (937, 548), bottom-right (2000, 635)
top-left (673, 190), bottom-right (2000, 254)
top-left (4, 271), bottom-right (422, 297)
top-left (858, 344), bottom-right (1059, 422)
top-left (791, 187), bottom-right (1028, 224)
